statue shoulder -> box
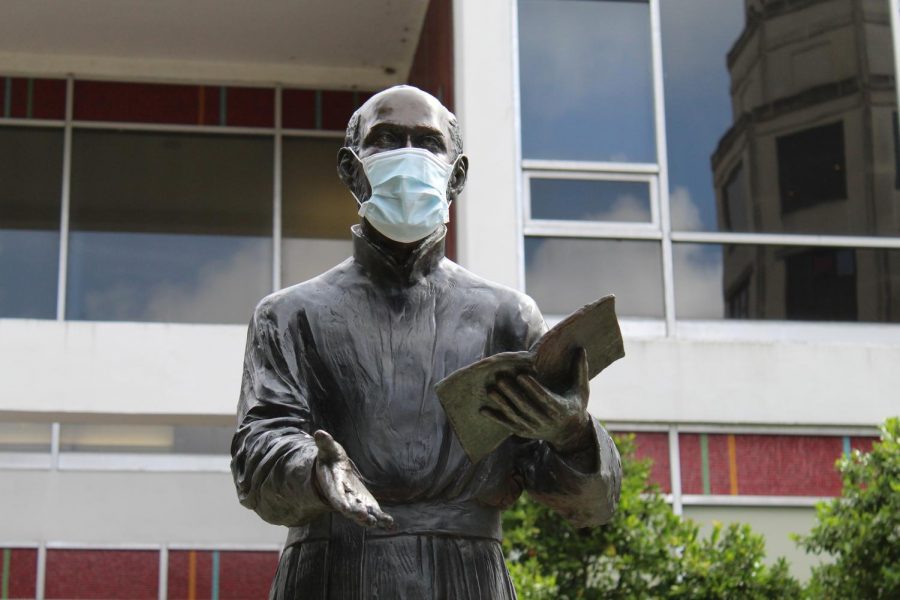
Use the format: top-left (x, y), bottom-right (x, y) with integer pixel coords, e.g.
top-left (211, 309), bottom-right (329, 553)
top-left (251, 258), bottom-right (356, 323)
top-left (440, 259), bottom-right (544, 322)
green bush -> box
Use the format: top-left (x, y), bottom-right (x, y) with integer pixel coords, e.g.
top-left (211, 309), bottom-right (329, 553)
top-left (503, 434), bottom-right (801, 599)
top-left (795, 417), bottom-right (900, 599)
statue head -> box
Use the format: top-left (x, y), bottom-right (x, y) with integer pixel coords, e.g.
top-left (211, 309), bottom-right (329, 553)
top-left (338, 86), bottom-right (469, 237)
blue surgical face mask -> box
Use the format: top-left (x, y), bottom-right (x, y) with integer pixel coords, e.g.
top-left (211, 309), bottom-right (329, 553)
top-left (350, 147), bottom-right (457, 244)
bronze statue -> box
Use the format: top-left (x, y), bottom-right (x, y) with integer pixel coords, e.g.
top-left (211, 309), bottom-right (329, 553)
top-left (231, 85), bottom-right (622, 599)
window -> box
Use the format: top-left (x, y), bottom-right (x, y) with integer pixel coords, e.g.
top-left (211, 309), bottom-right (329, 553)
top-left (777, 122), bottom-right (847, 214)
top-left (65, 130), bottom-right (273, 324)
top-left (0, 127), bottom-right (62, 318)
top-left (520, 0), bottom-right (900, 327)
top-left (518, 0), bottom-right (655, 163)
top-left (0, 77), bottom-right (373, 324)
top-left (785, 248), bottom-right (857, 321)
top-left (281, 137), bottom-right (357, 286)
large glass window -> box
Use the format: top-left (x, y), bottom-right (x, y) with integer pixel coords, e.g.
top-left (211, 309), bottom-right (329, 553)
top-left (66, 130), bottom-right (273, 324)
top-left (0, 127), bottom-right (62, 318)
top-left (528, 178), bottom-right (653, 224)
top-left (281, 137), bottom-right (357, 286)
top-left (662, 0), bottom-right (900, 237)
top-left (525, 237), bottom-right (663, 317)
top-left (673, 243), bottom-right (900, 323)
top-left (518, 0), bottom-right (655, 163)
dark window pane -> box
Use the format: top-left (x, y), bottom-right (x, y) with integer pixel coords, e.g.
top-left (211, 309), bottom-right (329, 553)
top-left (74, 80), bottom-right (274, 127)
top-left (67, 130), bottom-right (273, 324)
top-left (1, 76), bottom-right (66, 120)
top-left (777, 122), bottom-right (847, 212)
top-left (674, 243), bottom-right (900, 323)
top-left (525, 237), bottom-right (663, 317)
top-left (665, 0), bottom-right (900, 236)
top-left (281, 137), bottom-right (356, 286)
top-left (519, 0), bottom-right (655, 162)
top-left (0, 127), bottom-right (62, 318)
top-left (59, 423), bottom-right (234, 455)
top-left (530, 178), bottom-right (651, 223)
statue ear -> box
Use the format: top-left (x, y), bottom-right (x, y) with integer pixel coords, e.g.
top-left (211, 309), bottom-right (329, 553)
top-left (337, 147), bottom-right (357, 188)
top-left (338, 147), bottom-right (370, 202)
top-left (448, 154), bottom-right (468, 202)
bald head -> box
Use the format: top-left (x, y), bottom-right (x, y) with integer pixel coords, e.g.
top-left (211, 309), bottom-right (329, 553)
top-left (343, 85), bottom-right (463, 159)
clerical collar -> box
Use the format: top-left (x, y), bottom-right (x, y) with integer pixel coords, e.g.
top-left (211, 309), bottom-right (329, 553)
top-left (352, 223), bottom-right (446, 285)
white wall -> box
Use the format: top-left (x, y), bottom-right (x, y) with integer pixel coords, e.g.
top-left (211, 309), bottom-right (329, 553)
top-left (0, 469), bottom-right (283, 545)
top-left (2, 318), bottom-right (897, 427)
top-left (452, 0), bottom-right (521, 289)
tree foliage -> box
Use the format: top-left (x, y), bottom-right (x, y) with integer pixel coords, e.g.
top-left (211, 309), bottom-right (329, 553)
top-left (503, 434), bottom-right (801, 599)
top-left (795, 417), bottom-right (900, 599)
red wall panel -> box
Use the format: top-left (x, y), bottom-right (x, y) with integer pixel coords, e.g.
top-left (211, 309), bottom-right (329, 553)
top-left (224, 87), bottom-right (274, 128)
top-left (45, 549), bottom-right (158, 600)
top-left (2, 547), bottom-right (38, 599)
top-left (734, 435), bottom-right (843, 496)
top-left (2, 77), bottom-right (66, 120)
top-left (217, 551), bottom-right (279, 600)
top-left (623, 432), bottom-right (670, 493)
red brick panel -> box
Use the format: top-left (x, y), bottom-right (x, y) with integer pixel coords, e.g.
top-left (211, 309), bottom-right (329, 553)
top-left (217, 551), bottom-right (279, 599)
top-left (320, 91), bottom-right (358, 131)
top-left (850, 436), bottom-right (876, 453)
top-left (2, 77), bottom-right (66, 120)
top-left (679, 433), bottom-right (733, 495)
top-left (627, 432), bottom-right (670, 493)
top-left (45, 549), bottom-right (158, 599)
top-left (167, 550), bottom-right (213, 600)
top-left (223, 87), bottom-right (274, 128)
top-left (75, 80), bottom-right (208, 125)
top-left (2, 547), bottom-right (38, 599)
top-left (734, 435), bottom-right (843, 496)
top-left (282, 89), bottom-right (316, 129)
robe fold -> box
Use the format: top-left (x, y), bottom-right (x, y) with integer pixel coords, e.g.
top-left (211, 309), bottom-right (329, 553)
top-left (231, 224), bottom-right (622, 599)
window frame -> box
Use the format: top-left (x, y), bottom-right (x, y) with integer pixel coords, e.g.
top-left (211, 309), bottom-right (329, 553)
top-left (514, 0), bottom-right (900, 334)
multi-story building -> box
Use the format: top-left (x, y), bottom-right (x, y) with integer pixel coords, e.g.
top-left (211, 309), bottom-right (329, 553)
top-left (0, 0), bottom-right (897, 597)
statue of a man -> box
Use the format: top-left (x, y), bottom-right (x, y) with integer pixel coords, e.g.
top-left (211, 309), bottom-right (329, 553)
top-left (231, 85), bottom-right (621, 599)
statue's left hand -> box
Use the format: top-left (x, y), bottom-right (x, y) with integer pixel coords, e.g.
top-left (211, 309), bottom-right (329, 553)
top-left (480, 348), bottom-right (594, 455)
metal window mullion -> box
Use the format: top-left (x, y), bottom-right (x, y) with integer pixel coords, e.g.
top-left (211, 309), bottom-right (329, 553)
top-left (512, 0), bottom-right (527, 291)
top-left (668, 426), bottom-right (683, 516)
top-left (649, 0), bottom-right (676, 335)
top-left (50, 422), bottom-right (60, 470)
top-left (280, 128), bottom-right (344, 139)
top-left (55, 77), bottom-right (74, 321)
top-left (891, 0), bottom-right (900, 123)
top-left (523, 224), bottom-right (663, 240)
top-left (158, 545), bottom-right (168, 600)
top-left (0, 118), bottom-right (65, 128)
top-left (670, 230), bottom-right (900, 249)
top-left (69, 120), bottom-right (273, 136)
top-left (273, 86), bottom-right (283, 293)
top-left (521, 158), bottom-right (658, 175)
top-left (36, 542), bottom-right (46, 600)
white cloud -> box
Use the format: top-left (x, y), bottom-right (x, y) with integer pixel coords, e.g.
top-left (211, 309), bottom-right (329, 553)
top-left (526, 187), bottom-right (724, 319)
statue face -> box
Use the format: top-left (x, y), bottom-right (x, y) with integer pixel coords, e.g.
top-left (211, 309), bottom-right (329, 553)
top-left (355, 88), bottom-right (455, 163)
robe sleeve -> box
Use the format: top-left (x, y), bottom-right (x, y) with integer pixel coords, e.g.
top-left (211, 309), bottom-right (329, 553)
top-left (516, 296), bottom-right (623, 528)
top-left (230, 298), bottom-right (330, 527)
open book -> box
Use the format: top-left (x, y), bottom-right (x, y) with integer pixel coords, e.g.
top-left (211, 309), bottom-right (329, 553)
top-left (435, 295), bottom-right (625, 463)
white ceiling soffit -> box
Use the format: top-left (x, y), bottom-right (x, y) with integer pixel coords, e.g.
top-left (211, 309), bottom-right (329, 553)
top-left (0, 0), bottom-right (431, 89)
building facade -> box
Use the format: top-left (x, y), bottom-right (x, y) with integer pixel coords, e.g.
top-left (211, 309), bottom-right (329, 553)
top-left (0, 0), bottom-right (898, 597)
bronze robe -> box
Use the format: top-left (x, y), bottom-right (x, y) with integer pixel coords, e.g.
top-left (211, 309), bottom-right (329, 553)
top-left (231, 225), bottom-right (621, 599)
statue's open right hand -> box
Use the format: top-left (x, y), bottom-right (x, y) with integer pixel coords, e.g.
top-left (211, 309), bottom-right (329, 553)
top-left (313, 430), bottom-right (395, 529)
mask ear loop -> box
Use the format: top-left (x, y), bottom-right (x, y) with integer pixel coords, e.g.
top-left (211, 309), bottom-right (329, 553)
top-left (346, 148), bottom-right (366, 207)
top-left (446, 155), bottom-right (463, 208)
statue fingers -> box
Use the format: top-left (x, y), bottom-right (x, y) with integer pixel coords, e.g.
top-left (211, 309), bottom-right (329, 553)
top-left (481, 397), bottom-right (538, 437)
top-left (314, 430), bottom-right (350, 465)
top-left (493, 379), bottom-right (543, 428)
top-left (514, 373), bottom-right (563, 419)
